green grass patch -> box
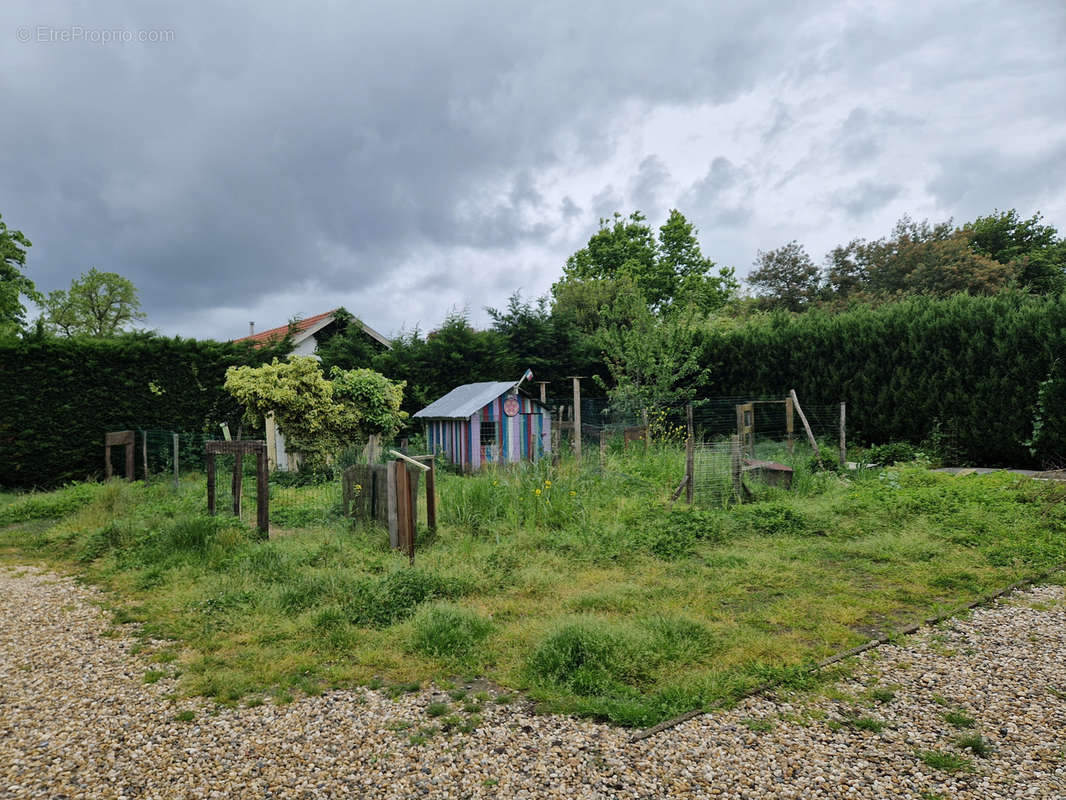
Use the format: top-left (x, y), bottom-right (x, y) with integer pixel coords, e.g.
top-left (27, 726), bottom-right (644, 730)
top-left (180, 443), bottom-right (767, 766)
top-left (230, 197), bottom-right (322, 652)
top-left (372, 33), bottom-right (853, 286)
top-left (2, 453), bottom-right (1064, 728)
top-left (919, 749), bottom-right (974, 772)
top-left (944, 710), bottom-right (976, 728)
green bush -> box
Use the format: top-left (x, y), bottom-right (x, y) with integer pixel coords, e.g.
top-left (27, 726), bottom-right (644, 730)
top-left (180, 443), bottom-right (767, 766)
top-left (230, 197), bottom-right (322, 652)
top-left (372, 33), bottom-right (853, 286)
top-left (345, 569), bottom-right (468, 628)
top-left (0, 483), bottom-right (101, 524)
top-left (866, 442), bottom-right (920, 465)
top-left (407, 602), bottom-right (493, 664)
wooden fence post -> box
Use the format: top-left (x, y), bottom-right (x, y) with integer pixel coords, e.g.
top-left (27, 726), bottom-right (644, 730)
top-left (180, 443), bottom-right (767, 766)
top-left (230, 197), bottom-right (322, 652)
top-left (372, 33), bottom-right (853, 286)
top-left (599, 428), bottom-right (606, 467)
top-left (387, 461), bottom-right (399, 549)
top-left (142, 431), bottom-right (149, 480)
top-left (395, 461), bottom-right (411, 561)
top-left (256, 450), bottom-right (269, 536)
top-left (685, 404), bottom-right (694, 505)
top-left (206, 451), bottom-right (216, 515)
top-left (839, 401), bottom-right (847, 468)
top-left (105, 440), bottom-right (113, 479)
top-left (125, 438), bottom-right (135, 482)
top-left (789, 389), bottom-right (821, 458)
top-left (232, 454), bottom-right (243, 517)
top-left (426, 460), bottom-right (437, 532)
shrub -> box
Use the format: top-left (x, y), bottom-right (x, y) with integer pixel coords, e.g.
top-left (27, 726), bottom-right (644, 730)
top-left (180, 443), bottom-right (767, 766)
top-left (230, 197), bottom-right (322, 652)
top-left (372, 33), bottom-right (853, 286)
top-left (866, 442), bottom-right (919, 466)
top-left (526, 617), bottom-right (652, 696)
top-left (407, 603), bottom-right (493, 665)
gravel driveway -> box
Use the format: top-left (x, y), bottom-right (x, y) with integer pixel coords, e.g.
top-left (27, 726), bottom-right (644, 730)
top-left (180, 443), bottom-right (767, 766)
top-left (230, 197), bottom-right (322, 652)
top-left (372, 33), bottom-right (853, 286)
top-left (1, 565), bottom-right (1064, 799)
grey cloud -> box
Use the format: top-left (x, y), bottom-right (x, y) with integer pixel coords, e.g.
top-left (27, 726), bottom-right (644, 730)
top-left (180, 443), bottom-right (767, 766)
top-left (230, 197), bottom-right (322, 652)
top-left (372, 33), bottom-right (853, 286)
top-left (830, 180), bottom-right (903, 218)
top-left (629, 155), bottom-right (671, 216)
top-left (682, 157), bottom-right (753, 227)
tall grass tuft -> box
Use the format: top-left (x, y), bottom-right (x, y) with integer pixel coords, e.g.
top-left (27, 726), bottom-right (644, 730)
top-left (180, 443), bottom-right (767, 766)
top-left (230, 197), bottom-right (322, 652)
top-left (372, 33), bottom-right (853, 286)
top-left (407, 602), bottom-right (493, 667)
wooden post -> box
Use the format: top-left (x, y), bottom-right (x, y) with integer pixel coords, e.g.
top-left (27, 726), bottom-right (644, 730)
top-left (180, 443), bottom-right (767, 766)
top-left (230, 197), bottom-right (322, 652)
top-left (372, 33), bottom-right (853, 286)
top-left (206, 451), bottom-right (216, 515)
top-left (395, 461), bottom-right (411, 560)
top-left (232, 454), bottom-right (243, 517)
top-left (425, 460), bottom-right (437, 532)
top-left (387, 461), bottom-right (398, 549)
top-left (839, 401), bottom-right (847, 468)
top-left (599, 428), bottom-right (606, 467)
top-left (535, 381), bottom-right (549, 404)
top-left (571, 377), bottom-right (582, 461)
top-left (125, 438), bottom-right (135, 482)
top-left (142, 431), bottom-right (149, 480)
top-left (105, 441), bottom-right (113, 479)
top-left (173, 433), bottom-right (180, 490)
top-left (642, 409), bottom-right (650, 452)
top-left (789, 389), bottom-right (821, 458)
top-left (256, 450), bottom-right (269, 536)
top-left (785, 396), bottom-right (795, 456)
top-left (265, 413), bottom-right (277, 471)
top-left (686, 404), bottom-right (694, 505)
top-left (731, 434), bottom-right (742, 501)
top-left (408, 468), bottom-right (420, 532)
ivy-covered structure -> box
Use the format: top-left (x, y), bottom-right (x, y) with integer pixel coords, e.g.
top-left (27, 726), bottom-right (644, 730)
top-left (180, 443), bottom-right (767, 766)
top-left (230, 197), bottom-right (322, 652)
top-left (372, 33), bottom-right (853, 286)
top-left (414, 381), bottom-right (551, 470)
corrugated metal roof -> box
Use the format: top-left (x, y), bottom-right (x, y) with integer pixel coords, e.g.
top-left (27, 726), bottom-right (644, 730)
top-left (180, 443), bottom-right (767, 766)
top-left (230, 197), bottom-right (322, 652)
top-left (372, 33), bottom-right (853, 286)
top-left (413, 381), bottom-right (521, 420)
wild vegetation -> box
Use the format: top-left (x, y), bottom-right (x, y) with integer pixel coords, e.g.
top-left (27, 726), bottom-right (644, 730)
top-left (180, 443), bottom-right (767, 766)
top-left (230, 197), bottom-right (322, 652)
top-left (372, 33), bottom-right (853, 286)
top-left (2, 446), bottom-right (1063, 727)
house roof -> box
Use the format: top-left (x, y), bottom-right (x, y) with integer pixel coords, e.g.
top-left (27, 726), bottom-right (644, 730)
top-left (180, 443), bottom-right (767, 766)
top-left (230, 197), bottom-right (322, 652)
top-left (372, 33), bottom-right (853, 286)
top-left (413, 381), bottom-right (537, 420)
top-left (233, 309), bottom-right (392, 349)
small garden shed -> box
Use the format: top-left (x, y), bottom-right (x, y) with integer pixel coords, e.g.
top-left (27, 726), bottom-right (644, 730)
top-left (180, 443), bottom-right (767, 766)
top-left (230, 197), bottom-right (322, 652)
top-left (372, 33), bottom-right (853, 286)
top-left (413, 381), bottom-right (551, 470)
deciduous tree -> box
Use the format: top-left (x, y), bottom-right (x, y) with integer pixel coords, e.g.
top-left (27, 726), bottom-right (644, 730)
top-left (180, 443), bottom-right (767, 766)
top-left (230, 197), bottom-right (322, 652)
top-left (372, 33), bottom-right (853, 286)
top-left (43, 267), bottom-right (146, 337)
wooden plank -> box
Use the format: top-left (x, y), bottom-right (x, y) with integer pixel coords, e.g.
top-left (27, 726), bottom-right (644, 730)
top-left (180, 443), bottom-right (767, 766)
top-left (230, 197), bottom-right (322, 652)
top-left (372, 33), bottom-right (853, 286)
top-left (395, 461), bottom-right (411, 558)
top-left (409, 467), bottom-right (420, 532)
top-left (125, 440), bottom-right (135, 483)
top-left (104, 439), bottom-right (112, 479)
top-left (685, 404), bottom-right (694, 505)
top-left (142, 431), bottom-right (149, 480)
top-left (206, 452), bottom-right (216, 515)
top-left (425, 461), bottom-right (437, 532)
top-left (789, 389), bottom-right (821, 458)
top-left (387, 461), bottom-right (398, 549)
top-left (232, 454), bottom-right (243, 517)
top-left (256, 451), bottom-right (269, 536)
top-left (389, 449), bottom-right (429, 471)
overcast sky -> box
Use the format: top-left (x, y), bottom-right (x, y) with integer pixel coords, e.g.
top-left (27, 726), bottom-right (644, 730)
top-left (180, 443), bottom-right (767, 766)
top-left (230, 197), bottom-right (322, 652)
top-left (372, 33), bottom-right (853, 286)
top-left (2, 1), bottom-right (1065, 341)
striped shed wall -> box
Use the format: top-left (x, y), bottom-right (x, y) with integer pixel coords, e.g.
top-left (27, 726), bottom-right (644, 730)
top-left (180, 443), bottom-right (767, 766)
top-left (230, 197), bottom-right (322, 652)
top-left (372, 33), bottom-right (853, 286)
top-left (414, 381), bottom-right (551, 471)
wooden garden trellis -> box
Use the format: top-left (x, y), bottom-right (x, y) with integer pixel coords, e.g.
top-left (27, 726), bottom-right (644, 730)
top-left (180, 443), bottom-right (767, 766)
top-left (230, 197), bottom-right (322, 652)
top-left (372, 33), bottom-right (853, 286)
top-left (205, 440), bottom-right (269, 536)
top-left (104, 430), bottom-right (135, 480)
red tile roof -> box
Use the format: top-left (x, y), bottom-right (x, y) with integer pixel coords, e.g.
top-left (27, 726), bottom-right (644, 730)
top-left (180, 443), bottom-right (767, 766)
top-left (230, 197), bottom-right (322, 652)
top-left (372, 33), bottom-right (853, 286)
top-left (233, 309), bottom-right (337, 346)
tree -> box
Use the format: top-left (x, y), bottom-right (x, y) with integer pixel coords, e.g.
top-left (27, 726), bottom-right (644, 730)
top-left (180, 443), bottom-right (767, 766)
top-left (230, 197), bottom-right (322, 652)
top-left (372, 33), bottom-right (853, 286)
top-left (594, 277), bottom-right (710, 412)
top-left (964, 209), bottom-right (1065, 294)
top-left (748, 241), bottom-right (821, 311)
top-left (0, 214), bottom-right (38, 338)
top-left (552, 209), bottom-right (736, 319)
top-left (224, 355), bottom-right (406, 463)
top-left (314, 307), bottom-right (390, 370)
top-left (43, 268), bottom-right (146, 337)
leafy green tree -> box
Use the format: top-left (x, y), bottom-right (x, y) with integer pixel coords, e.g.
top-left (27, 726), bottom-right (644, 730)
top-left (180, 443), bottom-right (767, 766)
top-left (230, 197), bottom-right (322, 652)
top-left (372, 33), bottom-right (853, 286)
top-left (552, 209), bottom-right (736, 320)
top-left (964, 209), bottom-right (1065, 294)
top-left (43, 268), bottom-right (146, 337)
top-left (595, 278), bottom-right (710, 412)
top-left (0, 214), bottom-right (38, 338)
top-left (224, 355), bottom-right (406, 462)
top-left (748, 240), bottom-right (821, 311)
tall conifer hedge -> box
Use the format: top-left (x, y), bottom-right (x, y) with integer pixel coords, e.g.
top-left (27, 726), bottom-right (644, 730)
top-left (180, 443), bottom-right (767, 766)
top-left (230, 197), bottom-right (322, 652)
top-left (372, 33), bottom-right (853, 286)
top-left (697, 291), bottom-right (1066, 466)
top-left (0, 335), bottom-right (288, 488)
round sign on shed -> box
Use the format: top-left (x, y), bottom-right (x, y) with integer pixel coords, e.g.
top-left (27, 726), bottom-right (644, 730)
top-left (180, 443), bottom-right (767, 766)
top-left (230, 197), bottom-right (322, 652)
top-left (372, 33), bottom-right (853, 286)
top-left (503, 395), bottom-right (520, 417)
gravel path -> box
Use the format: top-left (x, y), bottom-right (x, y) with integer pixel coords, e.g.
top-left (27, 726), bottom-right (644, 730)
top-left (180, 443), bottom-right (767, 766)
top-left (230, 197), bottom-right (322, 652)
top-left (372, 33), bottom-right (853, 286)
top-left (1, 565), bottom-right (1064, 799)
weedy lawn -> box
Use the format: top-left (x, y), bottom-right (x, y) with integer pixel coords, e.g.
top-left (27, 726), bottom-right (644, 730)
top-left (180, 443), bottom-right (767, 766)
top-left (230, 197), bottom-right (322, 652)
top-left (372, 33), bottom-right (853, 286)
top-left (2, 449), bottom-right (1064, 727)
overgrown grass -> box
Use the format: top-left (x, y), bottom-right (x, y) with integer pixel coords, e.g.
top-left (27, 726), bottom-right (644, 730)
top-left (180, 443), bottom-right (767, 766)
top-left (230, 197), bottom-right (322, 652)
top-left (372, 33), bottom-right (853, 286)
top-left (2, 447), bottom-right (1064, 728)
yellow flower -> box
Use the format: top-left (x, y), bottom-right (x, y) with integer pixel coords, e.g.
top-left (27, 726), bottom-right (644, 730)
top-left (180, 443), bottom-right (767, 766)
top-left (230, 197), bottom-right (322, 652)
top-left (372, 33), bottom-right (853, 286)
top-left (569, 490), bottom-right (576, 497)
top-left (354, 484), bottom-right (363, 491)
top-left (544, 480), bottom-right (552, 487)
top-left (534, 488), bottom-right (542, 496)
top-left (492, 480), bottom-right (498, 486)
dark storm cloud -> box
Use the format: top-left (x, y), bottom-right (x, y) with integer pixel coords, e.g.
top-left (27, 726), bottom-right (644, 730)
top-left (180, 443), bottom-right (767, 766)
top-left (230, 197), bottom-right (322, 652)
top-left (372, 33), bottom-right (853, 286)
top-left (1, 0), bottom-right (1063, 338)
top-left (0, 0), bottom-right (823, 335)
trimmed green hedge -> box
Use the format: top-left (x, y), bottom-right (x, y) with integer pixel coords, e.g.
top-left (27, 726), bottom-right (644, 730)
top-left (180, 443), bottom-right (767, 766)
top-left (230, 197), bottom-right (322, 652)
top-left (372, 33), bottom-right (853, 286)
top-left (0, 335), bottom-right (288, 489)
top-left (697, 291), bottom-right (1066, 466)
